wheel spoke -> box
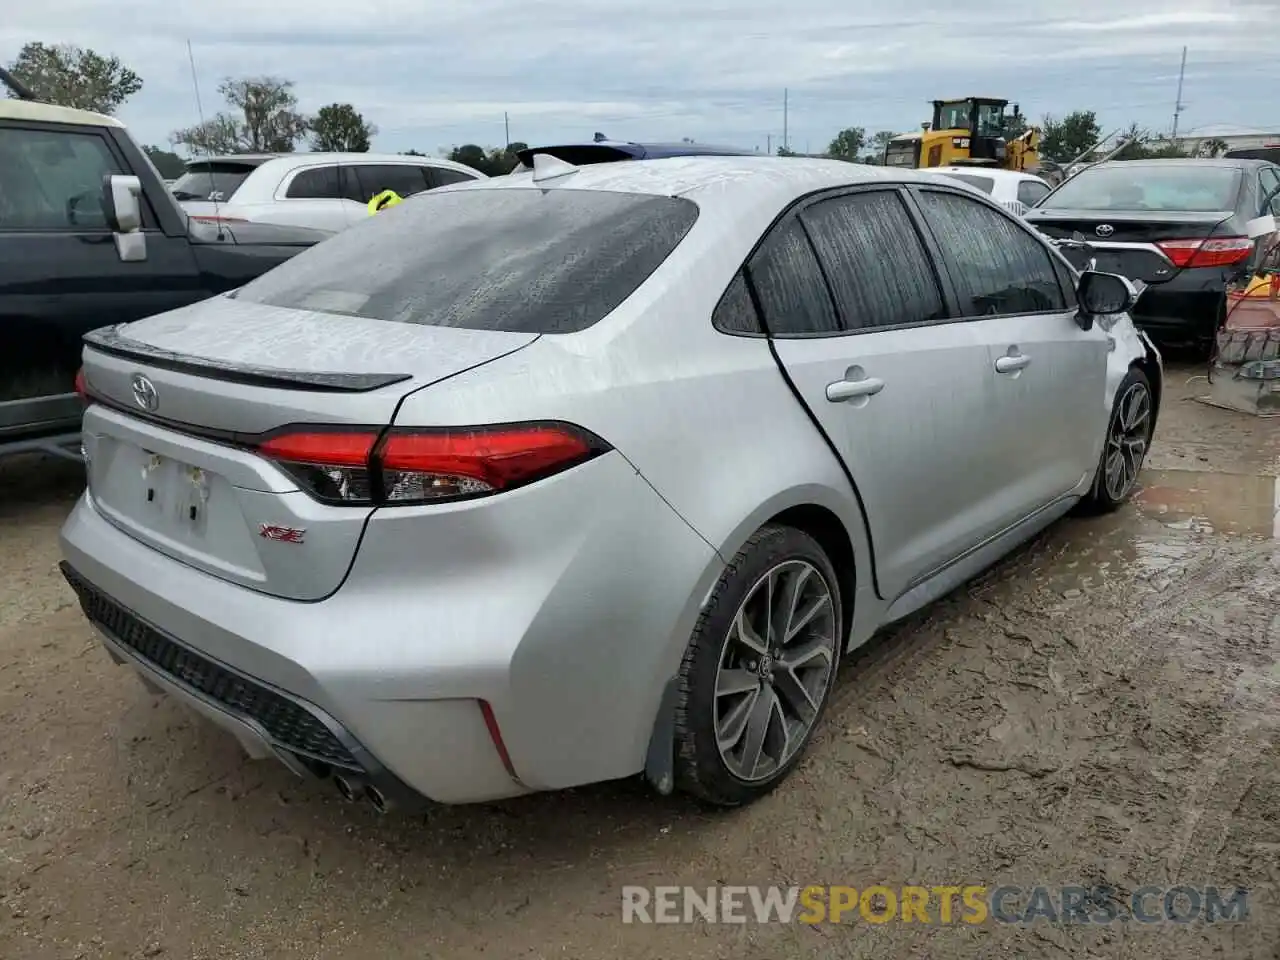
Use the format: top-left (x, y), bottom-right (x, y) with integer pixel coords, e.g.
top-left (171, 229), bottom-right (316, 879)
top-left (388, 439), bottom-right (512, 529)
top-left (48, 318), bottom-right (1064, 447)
top-left (717, 668), bottom-right (760, 699)
top-left (773, 666), bottom-right (820, 723)
top-left (784, 594), bottom-right (831, 644)
top-left (733, 609), bottom-right (768, 657)
top-left (717, 686), bottom-right (758, 752)
top-left (777, 565), bottom-right (812, 645)
top-left (738, 686), bottom-right (776, 779)
top-left (777, 634), bottom-right (833, 671)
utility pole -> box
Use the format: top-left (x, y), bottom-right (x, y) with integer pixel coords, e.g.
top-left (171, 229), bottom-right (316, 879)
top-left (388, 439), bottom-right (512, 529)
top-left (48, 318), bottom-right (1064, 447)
top-left (504, 112), bottom-right (510, 149)
top-left (783, 89), bottom-right (789, 151)
top-left (1171, 45), bottom-right (1188, 141)
top-left (767, 133), bottom-right (772, 155)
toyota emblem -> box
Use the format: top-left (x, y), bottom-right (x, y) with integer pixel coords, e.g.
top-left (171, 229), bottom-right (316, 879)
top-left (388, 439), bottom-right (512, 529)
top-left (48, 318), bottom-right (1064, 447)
top-left (130, 373), bottom-right (158, 412)
top-left (1095, 224), bottom-right (1115, 238)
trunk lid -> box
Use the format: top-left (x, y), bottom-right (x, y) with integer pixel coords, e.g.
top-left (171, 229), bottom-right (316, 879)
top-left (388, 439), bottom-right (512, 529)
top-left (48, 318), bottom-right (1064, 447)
top-left (1026, 209), bottom-right (1234, 285)
top-left (79, 296), bottom-right (539, 600)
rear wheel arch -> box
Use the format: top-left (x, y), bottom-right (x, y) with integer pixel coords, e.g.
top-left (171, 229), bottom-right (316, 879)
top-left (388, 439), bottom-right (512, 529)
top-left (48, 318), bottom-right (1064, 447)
top-left (766, 504), bottom-right (856, 647)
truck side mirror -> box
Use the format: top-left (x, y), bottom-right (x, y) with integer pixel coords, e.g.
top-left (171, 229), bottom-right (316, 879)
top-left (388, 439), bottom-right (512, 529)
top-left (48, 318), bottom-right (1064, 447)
top-left (101, 174), bottom-right (147, 262)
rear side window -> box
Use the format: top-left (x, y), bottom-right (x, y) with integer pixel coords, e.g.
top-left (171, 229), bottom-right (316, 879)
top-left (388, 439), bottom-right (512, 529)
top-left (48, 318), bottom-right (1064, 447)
top-left (917, 190), bottom-right (1066, 316)
top-left (745, 219), bottom-right (839, 336)
top-left (429, 167), bottom-right (478, 187)
top-left (1017, 179), bottom-right (1051, 207)
top-left (285, 166), bottom-right (343, 199)
top-left (800, 191), bottom-right (946, 330)
top-left (233, 188), bottom-right (699, 333)
top-left (171, 162), bottom-right (256, 202)
top-left (712, 271), bottom-right (764, 335)
top-left (352, 164), bottom-right (430, 201)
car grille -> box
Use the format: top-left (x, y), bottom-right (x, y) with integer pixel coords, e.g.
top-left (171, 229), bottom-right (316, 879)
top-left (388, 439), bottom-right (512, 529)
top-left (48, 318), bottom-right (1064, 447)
top-left (60, 564), bottom-right (358, 770)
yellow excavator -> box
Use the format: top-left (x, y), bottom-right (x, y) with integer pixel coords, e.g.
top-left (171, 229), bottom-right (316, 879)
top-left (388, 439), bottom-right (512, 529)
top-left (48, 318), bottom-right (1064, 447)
top-left (884, 97), bottom-right (1041, 172)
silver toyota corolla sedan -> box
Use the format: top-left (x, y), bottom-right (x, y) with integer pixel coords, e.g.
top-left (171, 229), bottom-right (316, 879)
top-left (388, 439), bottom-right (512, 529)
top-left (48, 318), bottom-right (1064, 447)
top-left (60, 155), bottom-right (1162, 811)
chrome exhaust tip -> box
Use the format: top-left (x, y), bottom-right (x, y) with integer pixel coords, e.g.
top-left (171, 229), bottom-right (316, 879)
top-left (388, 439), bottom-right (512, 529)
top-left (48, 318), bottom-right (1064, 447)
top-left (364, 784), bottom-right (389, 814)
top-left (333, 775), bottom-right (359, 802)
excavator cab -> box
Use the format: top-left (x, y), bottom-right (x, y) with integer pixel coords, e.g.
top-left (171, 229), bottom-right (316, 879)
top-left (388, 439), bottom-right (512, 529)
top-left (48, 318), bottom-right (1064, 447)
top-left (884, 96), bottom-right (1040, 171)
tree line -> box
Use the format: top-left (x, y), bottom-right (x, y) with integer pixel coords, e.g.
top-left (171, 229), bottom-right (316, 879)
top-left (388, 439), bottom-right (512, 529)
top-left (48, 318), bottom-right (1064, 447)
top-left (5, 41), bottom-right (1236, 183)
top-left (818, 111), bottom-right (1230, 166)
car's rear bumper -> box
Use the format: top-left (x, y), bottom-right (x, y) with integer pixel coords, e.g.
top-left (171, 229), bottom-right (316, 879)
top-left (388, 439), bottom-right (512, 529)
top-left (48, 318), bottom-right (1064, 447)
top-left (1132, 268), bottom-right (1229, 342)
top-left (59, 451), bottom-right (719, 806)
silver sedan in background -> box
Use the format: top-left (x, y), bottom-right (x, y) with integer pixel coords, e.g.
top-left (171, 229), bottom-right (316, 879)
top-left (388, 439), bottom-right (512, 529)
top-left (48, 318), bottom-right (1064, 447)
top-left (60, 156), bottom-right (1161, 811)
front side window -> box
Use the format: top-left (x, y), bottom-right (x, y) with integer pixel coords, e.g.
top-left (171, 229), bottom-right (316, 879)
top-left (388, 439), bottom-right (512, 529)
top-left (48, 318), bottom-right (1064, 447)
top-left (917, 190), bottom-right (1067, 316)
top-left (0, 126), bottom-right (123, 230)
top-left (745, 219), bottom-right (839, 336)
top-left (233, 188), bottom-right (699, 334)
top-left (800, 191), bottom-right (946, 330)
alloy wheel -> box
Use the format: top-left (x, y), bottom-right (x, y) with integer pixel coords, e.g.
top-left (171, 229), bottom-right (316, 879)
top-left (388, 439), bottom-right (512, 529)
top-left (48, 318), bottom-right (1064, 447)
top-left (1104, 381), bottom-right (1151, 501)
top-left (713, 560), bottom-right (836, 782)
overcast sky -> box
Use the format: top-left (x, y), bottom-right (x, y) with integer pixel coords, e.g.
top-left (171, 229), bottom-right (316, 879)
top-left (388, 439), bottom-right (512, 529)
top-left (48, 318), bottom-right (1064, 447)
top-left (4, 0), bottom-right (1275, 155)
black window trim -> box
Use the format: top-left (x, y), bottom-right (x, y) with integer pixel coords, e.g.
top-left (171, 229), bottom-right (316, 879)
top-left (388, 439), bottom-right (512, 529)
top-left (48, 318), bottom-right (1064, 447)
top-left (904, 182), bottom-right (1078, 320)
top-left (0, 118), bottom-right (162, 233)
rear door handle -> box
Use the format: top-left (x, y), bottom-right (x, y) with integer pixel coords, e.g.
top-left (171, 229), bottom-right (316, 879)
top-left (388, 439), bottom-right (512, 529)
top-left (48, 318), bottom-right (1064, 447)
top-left (994, 354), bottom-right (1031, 374)
top-left (826, 376), bottom-right (885, 402)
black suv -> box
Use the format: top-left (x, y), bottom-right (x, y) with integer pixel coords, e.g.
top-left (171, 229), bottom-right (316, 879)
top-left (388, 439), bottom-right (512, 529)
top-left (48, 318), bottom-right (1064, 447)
top-left (1, 97), bottom-right (328, 461)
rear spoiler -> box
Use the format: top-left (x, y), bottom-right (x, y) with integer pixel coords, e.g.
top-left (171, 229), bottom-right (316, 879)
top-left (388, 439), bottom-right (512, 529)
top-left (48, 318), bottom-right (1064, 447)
top-left (83, 324), bottom-right (411, 393)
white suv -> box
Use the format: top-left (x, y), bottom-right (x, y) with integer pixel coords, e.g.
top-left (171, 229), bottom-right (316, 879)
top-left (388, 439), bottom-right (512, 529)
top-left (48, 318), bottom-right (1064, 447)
top-left (169, 153), bottom-right (485, 232)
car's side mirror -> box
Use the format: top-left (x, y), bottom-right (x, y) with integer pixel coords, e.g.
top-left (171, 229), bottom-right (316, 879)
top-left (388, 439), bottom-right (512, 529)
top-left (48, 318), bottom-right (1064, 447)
top-left (1076, 270), bottom-right (1138, 329)
top-left (101, 174), bottom-right (147, 262)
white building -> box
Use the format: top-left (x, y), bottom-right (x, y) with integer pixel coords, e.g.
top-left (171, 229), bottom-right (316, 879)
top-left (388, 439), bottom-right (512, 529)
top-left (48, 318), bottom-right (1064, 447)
top-left (1173, 124), bottom-right (1280, 155)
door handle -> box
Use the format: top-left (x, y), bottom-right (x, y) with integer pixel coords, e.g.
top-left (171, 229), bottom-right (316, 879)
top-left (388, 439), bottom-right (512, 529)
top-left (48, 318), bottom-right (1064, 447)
top-left (994, 354), bottom-right (1031, 374)
top-left (826, 376), bottom-right (885, 402)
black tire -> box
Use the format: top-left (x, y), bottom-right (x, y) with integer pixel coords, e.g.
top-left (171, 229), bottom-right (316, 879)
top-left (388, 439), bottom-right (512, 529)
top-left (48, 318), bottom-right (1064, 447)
top-left (673, 524), bottom-right (843, 807)
top-left (1084, 366), bottom-right (1154, 513)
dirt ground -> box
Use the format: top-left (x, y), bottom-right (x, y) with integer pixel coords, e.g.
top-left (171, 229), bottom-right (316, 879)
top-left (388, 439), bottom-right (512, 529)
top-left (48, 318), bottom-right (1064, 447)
top-left (2, 360), bottom-right (1278, 960)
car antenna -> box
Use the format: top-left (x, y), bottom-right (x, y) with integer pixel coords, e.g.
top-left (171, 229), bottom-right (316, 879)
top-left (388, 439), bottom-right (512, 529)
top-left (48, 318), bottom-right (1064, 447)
top-left (185, 39), bottom-right (226, 240)
top-left (0, 66), bottom-right (36, 101)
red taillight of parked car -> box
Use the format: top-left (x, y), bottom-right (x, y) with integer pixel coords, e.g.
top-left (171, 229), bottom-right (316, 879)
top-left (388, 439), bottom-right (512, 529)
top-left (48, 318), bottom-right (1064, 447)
top-left (74, 367), bottom-right (88, 403)
top-left (1157, 236), bottom-right (1254, 269)
top-left (256, 423), bottom-right (608, 506)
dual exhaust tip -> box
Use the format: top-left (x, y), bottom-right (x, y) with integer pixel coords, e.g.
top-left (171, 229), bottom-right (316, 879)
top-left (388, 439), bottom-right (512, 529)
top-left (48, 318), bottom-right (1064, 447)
top-left (333, 774), bottom-right (389, 814)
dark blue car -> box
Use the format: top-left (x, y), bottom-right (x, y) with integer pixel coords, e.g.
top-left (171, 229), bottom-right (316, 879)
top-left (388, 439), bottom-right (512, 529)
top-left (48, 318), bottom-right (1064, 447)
top-left (513, 133), bottom-right (755, 172)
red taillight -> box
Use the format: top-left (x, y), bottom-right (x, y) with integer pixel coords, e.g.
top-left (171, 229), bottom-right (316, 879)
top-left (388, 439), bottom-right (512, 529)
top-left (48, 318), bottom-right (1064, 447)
top-left (1157, 236), bottom-right (1253, 269)
top-left (255, 422), bottom-right (606, 506)
top-left (74, 367), bottom-right (87, 403)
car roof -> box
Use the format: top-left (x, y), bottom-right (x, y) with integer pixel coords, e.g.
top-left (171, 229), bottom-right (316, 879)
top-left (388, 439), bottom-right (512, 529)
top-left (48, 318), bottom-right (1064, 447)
top-left (516, 140), bottom-right (755, 166)
top-left (1088, 157), bottom-right (1268, 171)
top-left (191, 152), bottom-right (482, 176)
top-left (461, 155), bottom-right (936, 215)
top-left (0, 99), bottom-right (123, 128)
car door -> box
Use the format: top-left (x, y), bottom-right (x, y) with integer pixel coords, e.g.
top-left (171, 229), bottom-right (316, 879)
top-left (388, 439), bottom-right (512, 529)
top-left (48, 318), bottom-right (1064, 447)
top-left (277, 164), bottom-right (350, 231)
top-left (910, 185), bottom-right (1109, 530)
top-left (0, 120), bottom-right (203, 415)
top-left (754, 186), bottom-right (998, 601)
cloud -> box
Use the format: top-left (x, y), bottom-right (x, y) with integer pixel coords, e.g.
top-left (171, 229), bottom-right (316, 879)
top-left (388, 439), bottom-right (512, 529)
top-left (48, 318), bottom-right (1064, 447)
top-left (3, 0), bottom-right (1272, 154)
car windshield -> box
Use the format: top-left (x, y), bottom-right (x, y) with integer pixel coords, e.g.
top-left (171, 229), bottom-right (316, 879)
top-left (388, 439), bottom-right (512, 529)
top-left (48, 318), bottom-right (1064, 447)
top-left (232, 188), bottom-right (699, 334)
top-left (1039, 164), bottom-right (1241, 212)
top-left (939, 173), bottom-right (995, 195)
top-left (170, 163), bottom-right (257, 202)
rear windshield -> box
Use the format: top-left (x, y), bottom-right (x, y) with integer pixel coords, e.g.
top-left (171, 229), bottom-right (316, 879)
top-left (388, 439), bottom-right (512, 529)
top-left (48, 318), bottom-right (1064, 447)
top-left (232, 188), bottom-right (700, 333)
top-left (514, 145), bottom-right (636, 169)
top-left (170, 162), bottom-right (259, 202)
top-left (938, 173), bottom-right (995, 195)
top-left (1039, 164), bottom-right (1241, 212)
